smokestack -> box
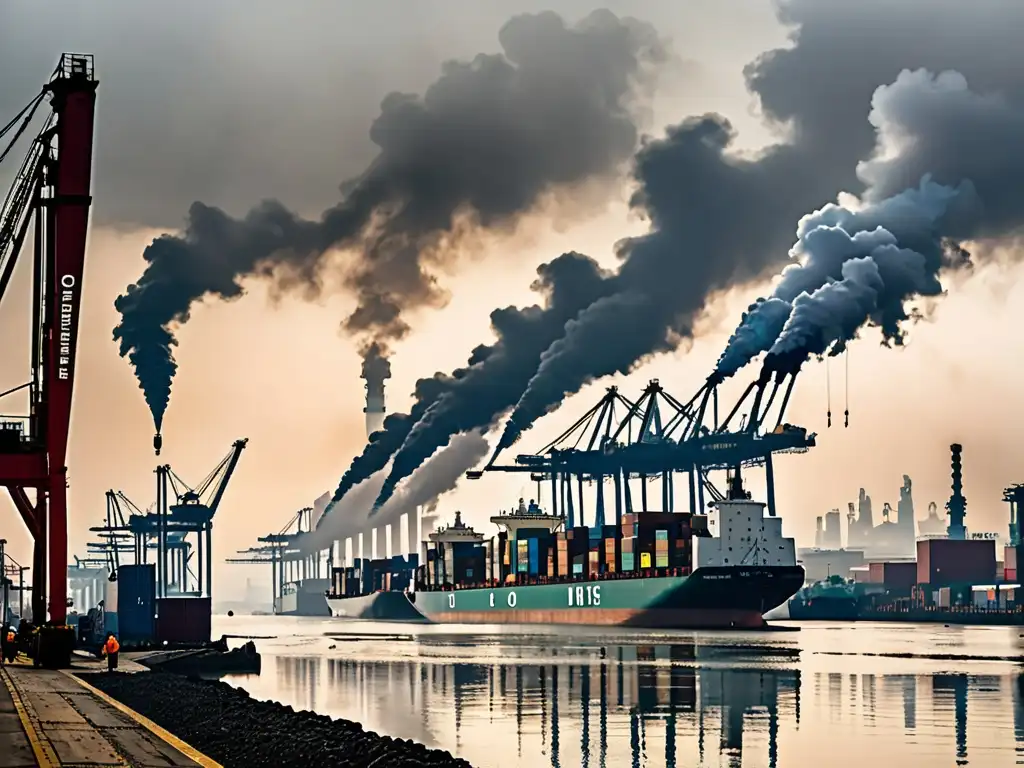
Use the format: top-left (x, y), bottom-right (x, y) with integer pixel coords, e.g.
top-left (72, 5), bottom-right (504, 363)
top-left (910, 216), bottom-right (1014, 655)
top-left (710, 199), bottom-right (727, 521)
top-left (361, 343), bottom-right (391, 439)
top-left (946, 443), bottom-right (967, 540)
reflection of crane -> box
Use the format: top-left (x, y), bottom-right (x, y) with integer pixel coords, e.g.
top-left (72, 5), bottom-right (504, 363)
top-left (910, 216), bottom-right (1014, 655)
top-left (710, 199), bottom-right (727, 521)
top-left (0, 54), bottom-right (98, 631)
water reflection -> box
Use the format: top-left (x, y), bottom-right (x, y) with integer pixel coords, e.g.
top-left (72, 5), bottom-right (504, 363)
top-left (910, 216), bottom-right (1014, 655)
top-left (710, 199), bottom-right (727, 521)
top-left (249, 645), bottom-right (797, 767)
top-left (232, 641), bottom-right (1024, 768)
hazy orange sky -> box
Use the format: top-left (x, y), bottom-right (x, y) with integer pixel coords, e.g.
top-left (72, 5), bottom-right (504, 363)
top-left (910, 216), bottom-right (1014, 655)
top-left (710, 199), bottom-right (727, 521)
top-left (2, 1), bottom-right (1022, 601)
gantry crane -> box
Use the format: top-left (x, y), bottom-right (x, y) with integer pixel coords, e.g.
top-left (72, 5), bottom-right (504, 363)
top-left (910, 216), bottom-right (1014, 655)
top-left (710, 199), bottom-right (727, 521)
top-left (155, 438), bottom-right (248, 598)
top-left (0, 55), bottom-right (98, 630)
top-left (476, 367), bottom-right (816, 528)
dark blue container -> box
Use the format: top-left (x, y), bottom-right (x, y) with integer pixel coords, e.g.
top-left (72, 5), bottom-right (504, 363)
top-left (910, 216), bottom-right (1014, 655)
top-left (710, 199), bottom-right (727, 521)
top-left (117, 564), bottom-right (156, 644)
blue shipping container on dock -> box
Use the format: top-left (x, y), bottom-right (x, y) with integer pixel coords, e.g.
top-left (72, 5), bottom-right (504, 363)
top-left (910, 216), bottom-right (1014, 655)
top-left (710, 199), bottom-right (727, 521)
top-left (528, 538), bottom-right (539, 575)
top-left (117, 564), bottom-right (156, 644)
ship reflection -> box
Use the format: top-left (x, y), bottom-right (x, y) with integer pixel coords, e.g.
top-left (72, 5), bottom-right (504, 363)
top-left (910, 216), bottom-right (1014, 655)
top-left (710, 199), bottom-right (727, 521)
top-left (264, 647), bottom-right (1024, 767)
top-left (271, 644), bottom-right (800, 767)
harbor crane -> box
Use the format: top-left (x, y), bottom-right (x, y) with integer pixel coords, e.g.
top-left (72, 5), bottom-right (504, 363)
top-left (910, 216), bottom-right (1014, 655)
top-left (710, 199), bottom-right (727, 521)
top-left (86, 440), bottom-right (248, 600)
top-left (0, 55), bottom-right (98, 634)
top-left (475, 367), bottom-right (815, 529)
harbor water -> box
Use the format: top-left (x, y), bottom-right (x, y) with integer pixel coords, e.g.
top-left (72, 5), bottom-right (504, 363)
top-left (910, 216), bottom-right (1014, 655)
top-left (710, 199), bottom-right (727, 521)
top-left (213, 616), bottom-right (1024, 767)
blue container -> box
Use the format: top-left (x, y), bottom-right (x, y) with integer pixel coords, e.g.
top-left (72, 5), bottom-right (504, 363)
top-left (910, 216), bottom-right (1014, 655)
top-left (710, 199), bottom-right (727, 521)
top-left (117, 564), bottom-right (156, 644)
top-left (528, 539), bottom-right (540, 575)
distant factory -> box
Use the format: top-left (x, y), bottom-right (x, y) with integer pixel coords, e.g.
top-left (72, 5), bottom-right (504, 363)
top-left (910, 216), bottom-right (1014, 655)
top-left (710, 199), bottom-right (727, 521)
top-left (812, 475), bottom-right (920, 561)
top-left (799, 444), bottom-right (1017, 585)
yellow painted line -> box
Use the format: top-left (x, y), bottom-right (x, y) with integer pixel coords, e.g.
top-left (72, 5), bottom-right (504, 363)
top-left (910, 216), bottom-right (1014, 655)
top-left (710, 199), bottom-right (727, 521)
top-left (1, 667), bottom-right (60, 768)
top-left (65, 672), bottom-right (223, 768)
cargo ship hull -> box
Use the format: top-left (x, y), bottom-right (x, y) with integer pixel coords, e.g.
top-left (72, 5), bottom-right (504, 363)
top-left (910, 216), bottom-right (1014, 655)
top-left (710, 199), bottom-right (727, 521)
top-left (413, 565), bottom-right (804, 629)
top-left (326, 591), bottom-right (429, 622)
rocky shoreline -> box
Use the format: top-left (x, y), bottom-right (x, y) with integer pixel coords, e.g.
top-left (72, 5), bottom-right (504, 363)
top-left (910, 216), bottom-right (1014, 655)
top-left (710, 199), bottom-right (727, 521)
top-left (83, 671), bottom-right (474, 768)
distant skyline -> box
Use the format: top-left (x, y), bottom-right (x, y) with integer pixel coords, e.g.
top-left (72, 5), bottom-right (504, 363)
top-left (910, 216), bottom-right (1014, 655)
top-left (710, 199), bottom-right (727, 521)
top-left (1, 1), bottom-right (1023, 601)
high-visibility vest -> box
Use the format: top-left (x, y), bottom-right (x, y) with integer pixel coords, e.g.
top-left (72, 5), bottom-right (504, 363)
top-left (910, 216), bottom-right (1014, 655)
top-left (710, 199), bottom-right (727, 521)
top-left (105, 637), bottom-right (119, 655)
top-left (5, 631), bottom-right (13, 644)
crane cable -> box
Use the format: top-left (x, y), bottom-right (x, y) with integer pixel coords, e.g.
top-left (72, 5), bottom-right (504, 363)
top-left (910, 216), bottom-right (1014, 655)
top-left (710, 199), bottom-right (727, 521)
top-left (0, 91), bottom-right (46, 168)
top-left (826, 356), bottom-right (832, 428)
top-left (844, 348), bottom-right (850, 428)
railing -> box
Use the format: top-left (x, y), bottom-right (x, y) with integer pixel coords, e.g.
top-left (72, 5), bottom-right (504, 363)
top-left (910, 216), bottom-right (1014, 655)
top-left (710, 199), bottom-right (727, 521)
top-left (52, 54), bottom-right (95, 83)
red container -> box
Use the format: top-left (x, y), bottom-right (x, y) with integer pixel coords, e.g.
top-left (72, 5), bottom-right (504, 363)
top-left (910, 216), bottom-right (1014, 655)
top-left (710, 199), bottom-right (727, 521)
top-left (917, 539), bottom-right (997, 586)
top-left (868, 561), bottom-right (917, 590)
top-left (155, 597), bottom-right (211, 645)
top-left (1005, 546), bottom-right (1021, 572)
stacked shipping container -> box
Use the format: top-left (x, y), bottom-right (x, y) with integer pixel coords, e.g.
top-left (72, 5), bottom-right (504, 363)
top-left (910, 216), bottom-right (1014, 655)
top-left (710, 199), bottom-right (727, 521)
top-left (916, 539), bottom-right (997, 587)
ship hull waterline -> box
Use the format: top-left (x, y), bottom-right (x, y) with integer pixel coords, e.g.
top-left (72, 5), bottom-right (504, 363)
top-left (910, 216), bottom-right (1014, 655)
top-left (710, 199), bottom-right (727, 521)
top-left (410, 565), bottom-right (805, 629)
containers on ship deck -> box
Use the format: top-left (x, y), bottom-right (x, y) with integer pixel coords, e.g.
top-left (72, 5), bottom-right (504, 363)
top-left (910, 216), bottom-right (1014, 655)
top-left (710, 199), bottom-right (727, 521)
top-left (331, 567), bottom-right (362, 597)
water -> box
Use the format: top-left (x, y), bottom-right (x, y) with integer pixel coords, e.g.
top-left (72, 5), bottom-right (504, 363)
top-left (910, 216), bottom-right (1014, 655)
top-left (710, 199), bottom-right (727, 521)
top-left (214, 616), bottom-right (1024, 767)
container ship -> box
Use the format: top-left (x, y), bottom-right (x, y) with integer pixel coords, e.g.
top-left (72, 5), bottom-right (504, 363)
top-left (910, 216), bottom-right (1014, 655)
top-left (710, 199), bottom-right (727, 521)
top-left (326, 473), bottom-right (804, 629)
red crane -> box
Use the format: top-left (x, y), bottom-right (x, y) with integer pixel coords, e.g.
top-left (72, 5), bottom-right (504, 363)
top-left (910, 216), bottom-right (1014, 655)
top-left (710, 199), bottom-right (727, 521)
top-left (0, 54), bottom-right (98, 628)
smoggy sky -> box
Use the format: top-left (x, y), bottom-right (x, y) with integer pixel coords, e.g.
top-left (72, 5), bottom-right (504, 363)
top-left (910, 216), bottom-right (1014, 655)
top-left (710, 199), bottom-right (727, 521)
top-left (1, 0), bottom-right (1022, 601)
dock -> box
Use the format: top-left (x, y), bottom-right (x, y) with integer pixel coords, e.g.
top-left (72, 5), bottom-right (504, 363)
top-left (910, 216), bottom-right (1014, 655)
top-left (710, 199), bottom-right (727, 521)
top-left (0, 658), bottom-right (219, 767)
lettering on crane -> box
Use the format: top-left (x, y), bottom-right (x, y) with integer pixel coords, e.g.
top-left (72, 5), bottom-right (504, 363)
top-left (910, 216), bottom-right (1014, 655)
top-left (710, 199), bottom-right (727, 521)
top-left (567, 584), bottom-right (601, 607)
top-left (58, 274), bottom-right (76, 380)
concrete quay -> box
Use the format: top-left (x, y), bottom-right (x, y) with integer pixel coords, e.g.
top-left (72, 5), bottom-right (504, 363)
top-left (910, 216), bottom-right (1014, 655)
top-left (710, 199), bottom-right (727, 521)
top-left (0, 658), bottom-right (219, 767)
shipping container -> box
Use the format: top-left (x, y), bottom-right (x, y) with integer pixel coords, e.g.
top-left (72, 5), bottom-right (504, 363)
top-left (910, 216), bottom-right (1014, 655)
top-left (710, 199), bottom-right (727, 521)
top-left (621, 552), bottom-right (635, 571)
top-left (917, 539), bottom-right (997, 586)
top-left (117, 564), bottom-right (157, 644)
top-left (155, 597), bottom-right (211, 645)
top-left (867, 561), bottom-right (917, 590)
top-left (566, 526), bottom-right (590, 541)
top-left (1005, 545), bottom-right (1021, 573)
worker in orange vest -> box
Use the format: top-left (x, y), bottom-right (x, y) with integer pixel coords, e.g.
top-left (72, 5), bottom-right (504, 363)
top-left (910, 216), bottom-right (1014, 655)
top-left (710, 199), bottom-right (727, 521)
top-left (103, 634), bottom-right (120, 672)
top-left (3, 627), bottom-right (15, 663)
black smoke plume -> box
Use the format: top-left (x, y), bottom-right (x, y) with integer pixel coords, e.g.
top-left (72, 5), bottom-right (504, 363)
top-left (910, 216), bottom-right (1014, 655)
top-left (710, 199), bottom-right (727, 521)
top-left (355, 0), bottom-right (1024, 509)
top-left (371, 252), bottom-right (611, 508)
top-left (717, 177), bottom-right (969, 377)
top-left (112, 9), bottom-right (667, 431)
top-left (490, 0), bottom-right (1024, 452)
top-left (360, 341), bottom-right (391, 390)
top-left (307, 431), bottom-right (487, 553)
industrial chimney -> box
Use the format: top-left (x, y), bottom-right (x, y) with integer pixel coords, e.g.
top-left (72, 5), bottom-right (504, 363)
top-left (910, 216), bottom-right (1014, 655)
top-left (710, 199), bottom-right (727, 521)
top-left (361, 344), bottom-right (391, 439)
top-left (946, 443), bottom-right (967, 540)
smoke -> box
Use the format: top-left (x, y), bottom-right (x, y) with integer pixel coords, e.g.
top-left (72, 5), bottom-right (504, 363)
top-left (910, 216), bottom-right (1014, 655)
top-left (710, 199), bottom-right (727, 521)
top-left (351, 1), bottom-right (1024, 507)
top-left (370, 431), bottom-right (489, 530)
top-left (112, 9), bottom-right (668, 431)
top-left (369, 251), bottom-right (611, 509)
top-left (717, 176), bottom-right (969, 376)
top-left (307, 431), bottom-right (487, 552)
top-left (501, 57), bottom-right (1024, 448)
top-left (360, 341), bottom-right (392, 389)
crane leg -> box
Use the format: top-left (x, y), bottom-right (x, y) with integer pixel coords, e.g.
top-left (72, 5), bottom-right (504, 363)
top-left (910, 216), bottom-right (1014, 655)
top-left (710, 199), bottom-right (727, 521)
top-left (49, 479), bottom-right (68, 624)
